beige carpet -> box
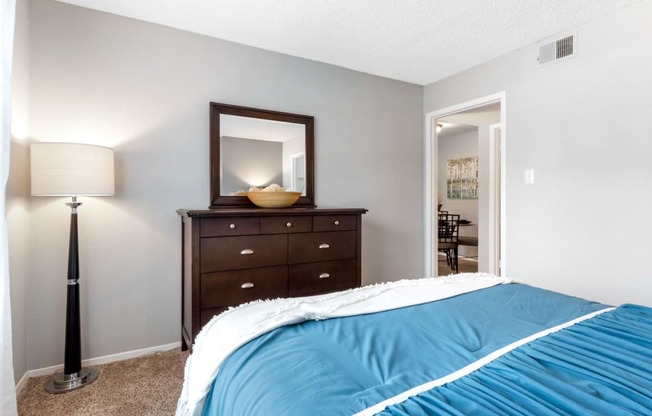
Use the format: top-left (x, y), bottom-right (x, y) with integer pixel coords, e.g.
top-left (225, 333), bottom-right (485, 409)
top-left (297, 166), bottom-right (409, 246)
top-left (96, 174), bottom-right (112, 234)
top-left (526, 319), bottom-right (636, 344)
top-left (17, 348), bottom-right (189, 416)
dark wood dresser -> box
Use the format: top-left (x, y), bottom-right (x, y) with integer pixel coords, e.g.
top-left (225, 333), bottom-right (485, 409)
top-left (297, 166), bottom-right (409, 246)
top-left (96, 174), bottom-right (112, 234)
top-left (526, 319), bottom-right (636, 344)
top-left (177, 207), bottom-right (367, 350)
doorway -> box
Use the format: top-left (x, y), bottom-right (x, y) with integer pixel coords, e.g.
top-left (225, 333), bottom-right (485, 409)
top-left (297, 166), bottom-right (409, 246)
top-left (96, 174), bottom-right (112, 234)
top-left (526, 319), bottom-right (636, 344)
top-left (424, 93), bottom-right (506, 277)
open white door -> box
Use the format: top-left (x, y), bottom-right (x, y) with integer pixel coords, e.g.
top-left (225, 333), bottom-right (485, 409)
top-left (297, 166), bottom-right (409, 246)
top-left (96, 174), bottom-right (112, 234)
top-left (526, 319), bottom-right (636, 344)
top-left (488, 123), bottom-right (503, 275)
top-left (424, 92), bottom-right (506, 278)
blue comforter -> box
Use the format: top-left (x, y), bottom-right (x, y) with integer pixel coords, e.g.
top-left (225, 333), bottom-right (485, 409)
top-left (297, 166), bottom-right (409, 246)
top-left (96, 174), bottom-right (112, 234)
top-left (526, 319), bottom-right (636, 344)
top-left (203, 284), bottom-right (652, 415)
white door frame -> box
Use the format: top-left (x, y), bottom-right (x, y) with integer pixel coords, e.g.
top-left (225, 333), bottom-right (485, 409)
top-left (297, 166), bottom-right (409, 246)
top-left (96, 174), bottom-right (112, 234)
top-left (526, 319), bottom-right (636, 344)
top-left (424, 92), bottom-right (507, 277)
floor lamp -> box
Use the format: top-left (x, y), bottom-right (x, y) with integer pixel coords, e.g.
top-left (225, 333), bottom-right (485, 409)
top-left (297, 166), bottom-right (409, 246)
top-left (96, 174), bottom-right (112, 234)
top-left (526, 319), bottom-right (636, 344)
top-left (30, 143), bottom-right (115, 393)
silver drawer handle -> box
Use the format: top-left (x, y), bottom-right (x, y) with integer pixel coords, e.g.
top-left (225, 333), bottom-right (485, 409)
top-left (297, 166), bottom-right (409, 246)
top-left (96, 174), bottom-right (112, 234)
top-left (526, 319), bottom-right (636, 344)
top-left (319, 243), bottom-right (330, 249)
top-left (240, 249), bottom-right (254, 255)
top-left (229, 224), bottom-right (236, 229)
top-left (333, 220), bottom-right (340, 226)
top-left (241, 282), bottom-right (254, 289)
top-left (319, 273), bottom-right (330, 279)
top-left (286, 222), bottom-right (292, 228)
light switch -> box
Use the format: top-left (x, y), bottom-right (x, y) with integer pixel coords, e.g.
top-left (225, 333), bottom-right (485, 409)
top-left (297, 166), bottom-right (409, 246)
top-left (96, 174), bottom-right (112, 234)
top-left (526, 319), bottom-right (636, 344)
top-left (524, 169), bottom-right (534, 184)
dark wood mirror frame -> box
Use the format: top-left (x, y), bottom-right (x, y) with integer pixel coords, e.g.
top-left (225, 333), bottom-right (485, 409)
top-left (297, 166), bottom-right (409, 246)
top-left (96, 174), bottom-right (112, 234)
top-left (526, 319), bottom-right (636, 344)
top-left (209, 102), bottom-right (315, 208)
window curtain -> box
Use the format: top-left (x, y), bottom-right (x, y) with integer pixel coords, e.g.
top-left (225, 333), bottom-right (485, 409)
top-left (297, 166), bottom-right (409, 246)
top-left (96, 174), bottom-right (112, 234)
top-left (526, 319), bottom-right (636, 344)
top-left (1, 0), bottom-right (18, 414)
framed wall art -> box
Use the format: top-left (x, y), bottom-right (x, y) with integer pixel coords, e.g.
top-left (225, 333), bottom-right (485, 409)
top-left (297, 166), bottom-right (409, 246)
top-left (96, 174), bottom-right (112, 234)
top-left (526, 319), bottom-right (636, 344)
top-left (447, 156), bottom-right (478, 199)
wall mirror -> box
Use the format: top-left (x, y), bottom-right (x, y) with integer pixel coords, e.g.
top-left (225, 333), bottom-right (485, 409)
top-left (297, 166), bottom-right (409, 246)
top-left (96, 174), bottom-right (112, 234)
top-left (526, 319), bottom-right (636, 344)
top-left (210, 102), bottom-right (315, 208)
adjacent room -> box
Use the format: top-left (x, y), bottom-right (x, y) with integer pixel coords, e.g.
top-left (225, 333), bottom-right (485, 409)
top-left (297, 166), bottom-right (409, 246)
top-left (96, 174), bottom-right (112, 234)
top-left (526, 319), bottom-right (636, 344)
top-left (2, 0), bottom-right (651, 415)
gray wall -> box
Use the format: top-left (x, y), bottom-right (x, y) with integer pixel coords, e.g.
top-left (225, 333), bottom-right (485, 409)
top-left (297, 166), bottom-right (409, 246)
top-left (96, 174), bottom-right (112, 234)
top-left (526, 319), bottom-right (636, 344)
top-left (425, 0), bottom-right (652, 307)
top-left (8, 0), bottom-right (423, 376)
top-left (220, 136), bottom-right (283, 193)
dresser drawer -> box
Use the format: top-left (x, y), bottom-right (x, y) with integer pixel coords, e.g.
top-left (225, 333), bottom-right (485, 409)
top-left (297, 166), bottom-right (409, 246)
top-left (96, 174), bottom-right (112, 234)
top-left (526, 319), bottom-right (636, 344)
top-left (313, 215), bottom-right (357, 232)
top-left (288, 231), bottom-right (356, 264)
top-left (201, 234), bottom-right (287, 272)
top-left (261, 216), bottom-right (312, 234)
top-left (200, 265), bottom-right (288, 309)
top-left (201, 307), bottom-right (229, 327)
top-left (200, 217), bottom-right (261, 237)
top-left (289, 259), bottom-right (357, 297)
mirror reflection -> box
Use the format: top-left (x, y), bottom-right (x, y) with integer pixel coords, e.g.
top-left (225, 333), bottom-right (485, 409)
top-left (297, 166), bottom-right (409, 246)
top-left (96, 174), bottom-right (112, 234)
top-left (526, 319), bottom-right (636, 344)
top-left (220, 115), bottom-right (306, 195)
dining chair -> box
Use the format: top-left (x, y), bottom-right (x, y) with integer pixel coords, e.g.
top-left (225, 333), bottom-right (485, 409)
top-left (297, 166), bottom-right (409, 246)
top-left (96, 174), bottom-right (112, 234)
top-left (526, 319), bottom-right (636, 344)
top-left (438, 213), bottom-right (460, 273)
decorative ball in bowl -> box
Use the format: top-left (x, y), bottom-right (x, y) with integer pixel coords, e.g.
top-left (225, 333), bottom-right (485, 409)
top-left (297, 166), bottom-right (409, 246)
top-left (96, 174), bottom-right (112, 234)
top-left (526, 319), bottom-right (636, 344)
top-left (246, 186), bottom-right (301, 208)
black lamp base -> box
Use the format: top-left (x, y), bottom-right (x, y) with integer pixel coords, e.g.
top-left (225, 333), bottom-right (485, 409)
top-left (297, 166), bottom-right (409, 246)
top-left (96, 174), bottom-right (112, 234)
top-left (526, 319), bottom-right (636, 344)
top-left (44, 367), bottom-right (98, 394)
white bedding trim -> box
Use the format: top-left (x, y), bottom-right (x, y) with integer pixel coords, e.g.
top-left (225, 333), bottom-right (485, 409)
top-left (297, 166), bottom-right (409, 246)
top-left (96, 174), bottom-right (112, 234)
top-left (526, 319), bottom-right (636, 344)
top-left (354, 306), bottom-right (615, 416)
top-left (176, 274), bottom-right (514, 416)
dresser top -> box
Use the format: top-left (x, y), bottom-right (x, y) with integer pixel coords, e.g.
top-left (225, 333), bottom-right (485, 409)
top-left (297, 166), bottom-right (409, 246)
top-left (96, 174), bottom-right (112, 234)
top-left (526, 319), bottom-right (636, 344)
top-left (177, 207), bottom-right (368, 218)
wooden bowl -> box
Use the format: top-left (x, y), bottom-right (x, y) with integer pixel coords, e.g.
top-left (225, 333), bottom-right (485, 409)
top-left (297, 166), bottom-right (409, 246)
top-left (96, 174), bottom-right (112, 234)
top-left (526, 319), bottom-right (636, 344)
top-left (246, 191), bottom-right (301, 208)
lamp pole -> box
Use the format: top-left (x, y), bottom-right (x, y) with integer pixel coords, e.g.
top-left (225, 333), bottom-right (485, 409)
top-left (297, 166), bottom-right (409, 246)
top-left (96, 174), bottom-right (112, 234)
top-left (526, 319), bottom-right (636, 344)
top-left (45, 196), bottom-right (99, 393)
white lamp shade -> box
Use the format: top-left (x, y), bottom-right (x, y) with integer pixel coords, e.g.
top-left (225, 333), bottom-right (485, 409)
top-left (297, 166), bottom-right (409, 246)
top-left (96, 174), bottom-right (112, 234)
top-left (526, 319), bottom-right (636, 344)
top-left (31, 143), bottom-right (115, 196)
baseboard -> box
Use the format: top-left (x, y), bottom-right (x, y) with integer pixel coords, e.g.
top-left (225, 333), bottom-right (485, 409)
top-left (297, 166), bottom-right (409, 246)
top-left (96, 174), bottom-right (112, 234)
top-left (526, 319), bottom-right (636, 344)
top-left (15, 342), bottom-right (181, 395)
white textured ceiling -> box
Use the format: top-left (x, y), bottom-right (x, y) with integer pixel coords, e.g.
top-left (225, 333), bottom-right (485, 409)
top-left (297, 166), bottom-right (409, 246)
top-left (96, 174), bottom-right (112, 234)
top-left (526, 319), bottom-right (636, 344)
top-left (55, 0), bottom-right (639, 85)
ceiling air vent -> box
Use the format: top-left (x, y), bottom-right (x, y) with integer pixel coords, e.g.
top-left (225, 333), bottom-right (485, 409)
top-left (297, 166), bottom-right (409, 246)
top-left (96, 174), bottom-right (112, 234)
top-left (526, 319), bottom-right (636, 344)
top-left (538, 35), bottom-right (576, 66)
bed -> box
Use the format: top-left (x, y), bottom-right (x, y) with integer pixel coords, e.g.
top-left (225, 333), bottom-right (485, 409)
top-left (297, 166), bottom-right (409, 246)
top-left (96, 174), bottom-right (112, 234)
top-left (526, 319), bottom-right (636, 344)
top-left (176, 274), bottom-right (652, 415)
